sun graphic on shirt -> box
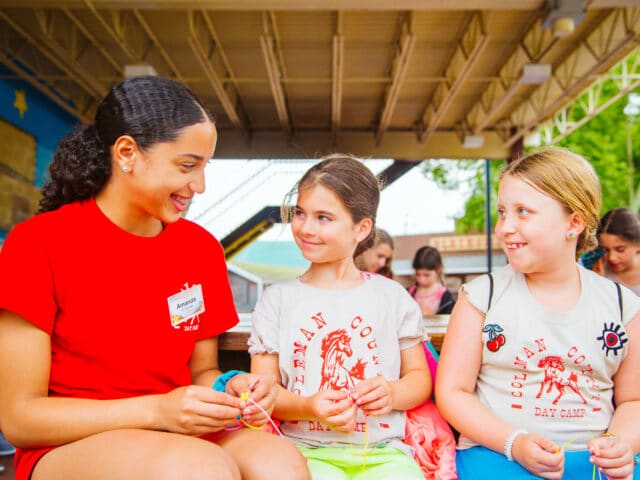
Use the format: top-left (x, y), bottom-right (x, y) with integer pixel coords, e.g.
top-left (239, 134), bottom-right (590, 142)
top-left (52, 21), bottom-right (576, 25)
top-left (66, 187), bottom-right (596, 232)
top-left (596, 322), bottom-right (627, 356)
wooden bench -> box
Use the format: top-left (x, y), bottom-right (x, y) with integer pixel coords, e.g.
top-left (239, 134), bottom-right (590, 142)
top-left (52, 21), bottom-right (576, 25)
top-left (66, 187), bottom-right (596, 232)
top-left (219, 314), bottom-right (449, 353)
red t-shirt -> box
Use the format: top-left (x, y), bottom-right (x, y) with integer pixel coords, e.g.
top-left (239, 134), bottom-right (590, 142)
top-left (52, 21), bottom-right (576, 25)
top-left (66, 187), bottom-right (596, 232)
top-left (0, 199), bottom-right (238, 479)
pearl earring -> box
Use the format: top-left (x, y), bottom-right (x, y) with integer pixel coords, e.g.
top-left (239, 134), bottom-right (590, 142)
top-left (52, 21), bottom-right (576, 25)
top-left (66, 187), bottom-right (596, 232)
top-left (122, 166), bottom-right (130, 173)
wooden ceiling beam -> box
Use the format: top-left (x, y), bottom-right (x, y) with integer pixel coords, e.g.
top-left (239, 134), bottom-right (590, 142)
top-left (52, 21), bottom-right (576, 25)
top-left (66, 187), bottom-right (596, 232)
top-left (82, 0), bottom-right (137, 62)
top-left (215, 129), bottom-right (511, 160)
top-left (0, 10), bottom-right (101, 99)
top-left (132, 8), bottom-right (183, 82)
top-left (0, 1), bottom-right (548, 10)
top-left (539, 51), bottom-right (640, 144)
top-left (187, 10), bottom-right (248, 133)
top-left (331, 11), bottom-right (344, 145)
top-left (466, 16), bottom-right (556, 135)
top-left (0, 49), bottom-right (91, 122)
top-left (506, 7), bottom-right (640, 146)
top-left (62, 7), bottom-right (121, 73)
top-left (32, 9), bottom-right (108, 98)
top-left (375, 12), bottom-right (415, 146)
top-left (260, 11), bottom-right (291, 134)
top-left (419, 11), bottom-right (488, 145)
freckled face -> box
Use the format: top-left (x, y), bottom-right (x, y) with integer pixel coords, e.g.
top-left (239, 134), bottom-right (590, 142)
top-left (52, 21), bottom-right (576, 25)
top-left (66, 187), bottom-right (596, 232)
top-left (131, 121), bottom-right (217, 224)
top-left (495, 174), bottom-right (573, 274)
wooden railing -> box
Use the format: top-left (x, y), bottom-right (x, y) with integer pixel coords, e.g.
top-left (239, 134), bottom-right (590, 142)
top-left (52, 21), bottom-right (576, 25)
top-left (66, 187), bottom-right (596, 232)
top-left (219, 314), bottom-right (450, 353)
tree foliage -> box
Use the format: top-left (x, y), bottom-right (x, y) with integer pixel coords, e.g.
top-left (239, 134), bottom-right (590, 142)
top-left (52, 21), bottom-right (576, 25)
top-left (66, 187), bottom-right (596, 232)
top-left (422, 88), bottom-right (640, 233)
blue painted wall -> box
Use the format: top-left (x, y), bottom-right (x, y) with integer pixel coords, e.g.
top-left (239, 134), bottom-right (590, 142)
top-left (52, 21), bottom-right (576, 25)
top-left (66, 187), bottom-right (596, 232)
top-left (0, 65), bottom-right (77, 243)
top-left (0, 65), bottom-right (77, 187)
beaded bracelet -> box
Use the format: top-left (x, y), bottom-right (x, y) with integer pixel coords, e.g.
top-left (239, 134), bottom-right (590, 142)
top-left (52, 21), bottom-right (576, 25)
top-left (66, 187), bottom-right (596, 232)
top-left (504, 429), bottom-right (527, 461)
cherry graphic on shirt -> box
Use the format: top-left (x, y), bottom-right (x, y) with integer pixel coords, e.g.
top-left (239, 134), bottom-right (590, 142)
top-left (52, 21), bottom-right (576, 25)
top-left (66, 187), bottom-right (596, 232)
top-left (483, 324), bottom-right (505, 352)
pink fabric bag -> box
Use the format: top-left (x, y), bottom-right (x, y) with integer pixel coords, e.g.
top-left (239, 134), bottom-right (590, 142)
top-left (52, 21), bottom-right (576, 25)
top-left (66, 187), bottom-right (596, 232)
top-left (404, 342), bottom-right (458, 479)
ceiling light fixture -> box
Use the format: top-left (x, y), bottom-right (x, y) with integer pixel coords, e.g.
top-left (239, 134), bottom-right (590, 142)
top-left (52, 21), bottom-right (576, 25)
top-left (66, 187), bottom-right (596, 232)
top-left (519, 64), bottom-right (552, 84)
top-left (542, 0), bottom-right (585, 38)
top-left (462, 135), bottom-right (485, 149)
top-left (124, 64), bottom-right (157, 79)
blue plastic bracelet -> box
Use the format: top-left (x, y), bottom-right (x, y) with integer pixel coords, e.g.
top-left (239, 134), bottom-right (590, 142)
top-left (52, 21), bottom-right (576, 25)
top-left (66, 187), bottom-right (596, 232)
top-left (212, 370), bottom-right (246, 392)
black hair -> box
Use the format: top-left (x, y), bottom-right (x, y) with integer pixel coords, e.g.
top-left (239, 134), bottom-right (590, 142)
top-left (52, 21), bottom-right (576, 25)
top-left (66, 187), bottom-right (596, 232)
top-left (39, 75), bottom-right (215, 213)
top-left (598, 208), bottom-right (640, 243)
top-left (412, 245), bottom-right (444, 271)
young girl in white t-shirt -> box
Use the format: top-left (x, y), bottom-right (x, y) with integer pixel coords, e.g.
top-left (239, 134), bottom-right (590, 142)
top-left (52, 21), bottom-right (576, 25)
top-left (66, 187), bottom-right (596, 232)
top-left (436, 147), bottom-right (640, 480)
top-left (249, 155), bottom-right (431, 479)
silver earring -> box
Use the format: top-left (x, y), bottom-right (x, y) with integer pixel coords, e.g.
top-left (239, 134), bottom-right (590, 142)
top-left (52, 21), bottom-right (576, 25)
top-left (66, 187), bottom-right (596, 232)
top-left (122, 166), bottom-right (129, 173)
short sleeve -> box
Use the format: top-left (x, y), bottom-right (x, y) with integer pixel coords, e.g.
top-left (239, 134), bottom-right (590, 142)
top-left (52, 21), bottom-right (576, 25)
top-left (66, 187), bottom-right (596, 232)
top-left (0, 221), bottom-right (57, 333)
top-left (619, 283), bottom-right (640, 326)
top-left (248, 284), bottom-right (282, 355)
top-left (460, 273), bottom-right (494, 315)
top-left (191, 228), bottom-right (238, 339)
top-left (396, 286), bottom-right (424, 350)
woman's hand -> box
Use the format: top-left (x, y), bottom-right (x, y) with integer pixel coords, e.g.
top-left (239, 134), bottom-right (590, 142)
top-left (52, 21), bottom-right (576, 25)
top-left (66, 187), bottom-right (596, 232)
top-left (588, 435), bottom-right (636, 480)
top-left (307, 390), bottom-right (357, 433)
top-left (157, 385), bottom-right (242, 434)
top-left (353, 375), bottom-right (393, 416)
top-left (226, 373), bottom-right (278, 427)
top-left (512, 433), bottom-right (564, 479)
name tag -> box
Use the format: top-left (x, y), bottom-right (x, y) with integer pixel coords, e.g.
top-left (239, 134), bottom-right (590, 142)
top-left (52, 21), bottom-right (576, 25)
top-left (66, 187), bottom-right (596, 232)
top-left (167, 284), bottom-right (205, 328)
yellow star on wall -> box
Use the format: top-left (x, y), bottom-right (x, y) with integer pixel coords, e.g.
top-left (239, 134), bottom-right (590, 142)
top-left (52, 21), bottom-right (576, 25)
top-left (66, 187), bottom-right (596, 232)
top-left (13, 89), bottom-right (28, 118)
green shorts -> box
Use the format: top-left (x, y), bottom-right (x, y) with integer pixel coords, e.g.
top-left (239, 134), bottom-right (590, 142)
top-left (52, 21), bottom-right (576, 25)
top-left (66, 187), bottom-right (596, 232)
top-left (298, 445), bottom-right (423, 480)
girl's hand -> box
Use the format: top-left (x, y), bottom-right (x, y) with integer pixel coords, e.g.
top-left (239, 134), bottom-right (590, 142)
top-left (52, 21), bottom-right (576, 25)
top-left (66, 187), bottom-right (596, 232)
top-left (227, 373), bottom-right (278, 427)
top-left (308, 389), bottom-right (357, 433)
top-left (353, 376), bottom-right (393, 416)
top-left (512, 433), bottom-right (564, 479)
top-left (158, 385), bottom-right (242, 434)
top-left (589, 435), bottom-right (635, 480)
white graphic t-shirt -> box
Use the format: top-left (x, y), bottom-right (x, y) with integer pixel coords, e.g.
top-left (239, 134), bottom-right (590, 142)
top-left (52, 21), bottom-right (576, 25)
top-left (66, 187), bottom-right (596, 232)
top-left (248, 273), bottom-right (424, 451)
top-left (459, 265), bottom-right (640, 451)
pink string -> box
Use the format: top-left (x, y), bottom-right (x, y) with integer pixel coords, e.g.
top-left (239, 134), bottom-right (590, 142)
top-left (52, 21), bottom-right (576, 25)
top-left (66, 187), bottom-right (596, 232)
top-left (243, 397), bottom-right (285, 437)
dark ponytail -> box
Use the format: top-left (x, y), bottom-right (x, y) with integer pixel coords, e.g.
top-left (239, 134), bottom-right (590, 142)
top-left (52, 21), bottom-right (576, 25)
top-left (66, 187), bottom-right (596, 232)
top-left (39, 125), bottom-right (110, 213)
top-left (39, 75), bottom-right (215, 213)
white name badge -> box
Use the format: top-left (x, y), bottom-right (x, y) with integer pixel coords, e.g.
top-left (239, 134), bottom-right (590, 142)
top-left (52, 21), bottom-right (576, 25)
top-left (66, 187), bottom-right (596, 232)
top-left (167, 284), bottom-right (205, 327)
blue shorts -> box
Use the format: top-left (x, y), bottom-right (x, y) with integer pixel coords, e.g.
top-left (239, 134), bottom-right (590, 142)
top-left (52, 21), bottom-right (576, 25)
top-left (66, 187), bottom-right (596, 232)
top-left (457, 446), bottom-right (640, 480)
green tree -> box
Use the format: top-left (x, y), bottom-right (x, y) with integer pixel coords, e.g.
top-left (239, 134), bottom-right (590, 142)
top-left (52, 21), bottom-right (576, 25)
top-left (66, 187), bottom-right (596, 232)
top-left (423, 88), bottom-right (640, 234)
top-left (556, 91), bottom-right (640, 213)
top-left (420, 159), bottom-right (503, 234)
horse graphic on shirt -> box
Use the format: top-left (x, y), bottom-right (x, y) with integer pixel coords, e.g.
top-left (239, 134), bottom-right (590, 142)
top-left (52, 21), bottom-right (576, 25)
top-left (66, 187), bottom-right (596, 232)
top-left (319, 329), bottom-right (367, 391)
top-left (536, 355), bottom-right (588, 405)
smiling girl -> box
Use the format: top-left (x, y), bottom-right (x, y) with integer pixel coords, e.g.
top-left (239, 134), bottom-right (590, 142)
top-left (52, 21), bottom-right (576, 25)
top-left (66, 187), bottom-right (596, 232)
top-left (598, 208), bottom-right (640, 296)
top-left (436, 147), bottom-right (640, 480)
top-left (0, 76), bottom-right (307, 480)
top-left (249, 155), bottom-right (431, 479)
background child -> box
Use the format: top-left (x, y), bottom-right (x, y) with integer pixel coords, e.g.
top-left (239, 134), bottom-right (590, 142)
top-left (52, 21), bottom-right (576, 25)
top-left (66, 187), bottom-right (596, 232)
top-left (249, 155), bottom-right (431, 479)
top-left (408, 246), bottom-right (455, 315)
top-left (355, 227), bottom-right (395, 277)
top-left (0, 76), bottom-right (308, 480)
top-left (436, 147), bottom-right (640, 480)
top-left (597, 207), bottom-right (640, 296)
